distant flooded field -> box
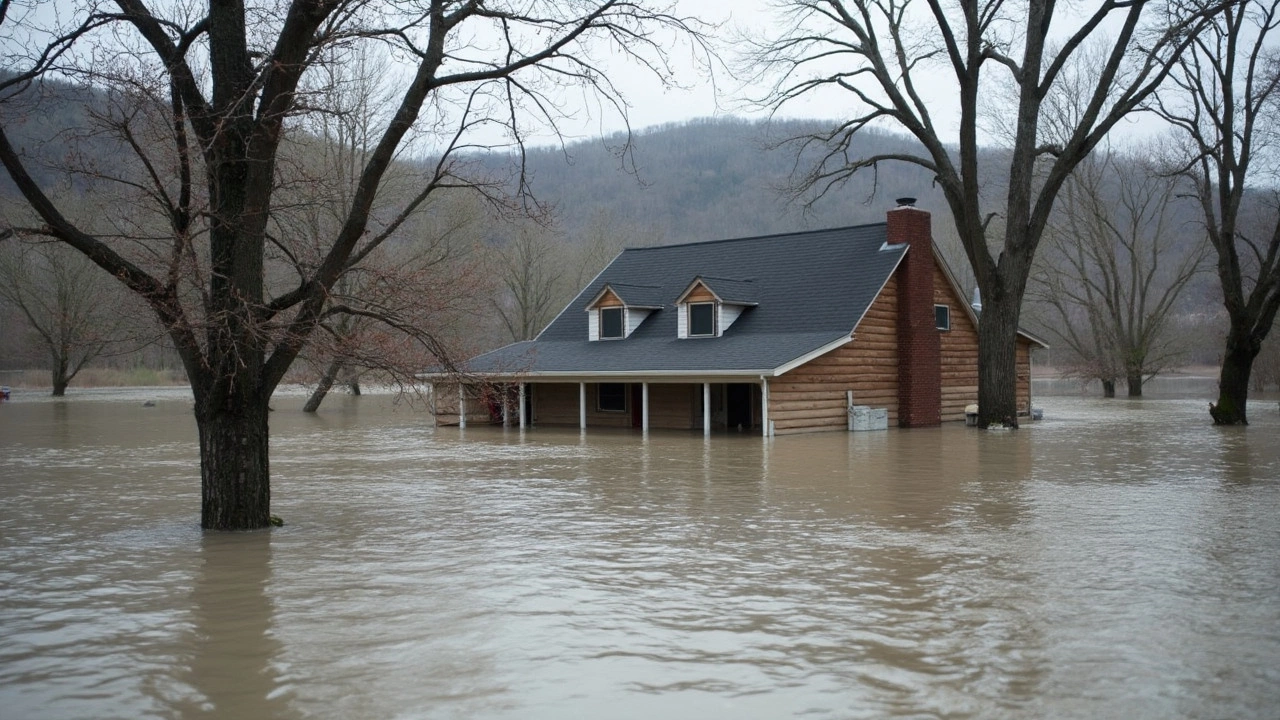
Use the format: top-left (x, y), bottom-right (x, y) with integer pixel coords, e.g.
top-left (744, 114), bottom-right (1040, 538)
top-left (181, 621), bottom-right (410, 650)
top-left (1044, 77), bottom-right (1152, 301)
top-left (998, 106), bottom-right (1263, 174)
top-left (1, 388), bottom-right (1278, 719)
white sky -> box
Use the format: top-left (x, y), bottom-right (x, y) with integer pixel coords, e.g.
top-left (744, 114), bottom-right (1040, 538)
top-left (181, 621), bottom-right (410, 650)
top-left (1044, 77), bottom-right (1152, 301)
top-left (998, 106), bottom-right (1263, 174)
top-left (587, 0), bottom-right (856, 134)
top-left (549, 0), bottom-right (1168, 146)
top-left (4, 0), bottom-right (1168, 148)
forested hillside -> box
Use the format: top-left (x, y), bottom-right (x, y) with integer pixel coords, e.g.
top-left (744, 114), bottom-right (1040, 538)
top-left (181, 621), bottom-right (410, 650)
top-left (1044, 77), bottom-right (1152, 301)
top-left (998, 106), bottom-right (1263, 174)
top-left (510, 118), bottom-right (944, 242)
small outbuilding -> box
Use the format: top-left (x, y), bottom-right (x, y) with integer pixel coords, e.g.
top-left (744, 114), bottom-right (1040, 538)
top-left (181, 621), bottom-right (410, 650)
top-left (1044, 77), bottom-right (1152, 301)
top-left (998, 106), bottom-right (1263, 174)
top-left (428, 201), bottom-right (1045, 435)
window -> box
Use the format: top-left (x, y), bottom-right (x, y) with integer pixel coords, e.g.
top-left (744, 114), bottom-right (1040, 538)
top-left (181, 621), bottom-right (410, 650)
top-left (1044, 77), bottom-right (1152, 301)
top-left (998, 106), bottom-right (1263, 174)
top-left (600, 307), bottom-right (624, 339)
top-left (935, 304), bottom-right (951, 331)
top-left (688, 302), bottom-right (716, 336)
top-left (597, 383), bottom-right (627, 412)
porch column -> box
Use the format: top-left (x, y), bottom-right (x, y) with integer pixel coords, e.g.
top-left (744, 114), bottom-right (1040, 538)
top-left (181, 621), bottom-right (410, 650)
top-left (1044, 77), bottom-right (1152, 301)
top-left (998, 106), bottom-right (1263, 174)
top-left (761, 378), bottom-right (770, 438)
top-left (642, 382), bottom-right (650, 433)
top-left (703, 382), bottom-right (711, 437)
top-left (502, 385), bottom-right (510, 427)
top-left (579, 382), bottom-right (587, 430)
top-left (518, 383), bottom-right (527, 429)
top-left (458, 384), bottom-right (466, 429)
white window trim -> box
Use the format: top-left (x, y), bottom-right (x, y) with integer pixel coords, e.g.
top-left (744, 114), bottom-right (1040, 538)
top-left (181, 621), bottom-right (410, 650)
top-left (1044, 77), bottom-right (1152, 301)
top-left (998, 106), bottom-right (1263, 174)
top-left (935, 304), bottom-right (951, 331)
top-left (687, 302), bottom-right (717, 338)
top-left (599, 306), bottom-right (626, 340)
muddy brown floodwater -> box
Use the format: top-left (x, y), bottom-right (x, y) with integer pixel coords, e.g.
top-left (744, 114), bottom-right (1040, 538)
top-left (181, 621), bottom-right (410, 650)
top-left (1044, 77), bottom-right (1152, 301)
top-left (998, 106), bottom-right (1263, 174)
top-left (1, 387), bottom-right (1278, 719)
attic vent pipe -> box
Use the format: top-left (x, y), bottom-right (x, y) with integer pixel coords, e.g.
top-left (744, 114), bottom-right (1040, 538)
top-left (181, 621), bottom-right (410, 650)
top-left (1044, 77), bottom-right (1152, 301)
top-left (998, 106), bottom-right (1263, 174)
top-left (895, 197), bottom-right (917, 207)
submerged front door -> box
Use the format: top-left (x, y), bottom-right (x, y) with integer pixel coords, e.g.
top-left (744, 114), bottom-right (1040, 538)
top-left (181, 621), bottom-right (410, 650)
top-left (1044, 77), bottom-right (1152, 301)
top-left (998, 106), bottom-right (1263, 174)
top-left (727, 383), bottom-right (754, 430)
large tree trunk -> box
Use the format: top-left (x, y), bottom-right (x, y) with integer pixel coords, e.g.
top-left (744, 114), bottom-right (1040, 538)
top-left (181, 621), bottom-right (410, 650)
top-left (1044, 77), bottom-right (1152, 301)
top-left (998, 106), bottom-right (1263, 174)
top-left (976, 295), bottom-right (1021, 428)
top-left (303, 359), bottom-right (342, 413)
top-left (1126, 372), bottom-right (1143, 397)
top-left (1211, 328), bottom-right (1258, 425)
top-left (51, 354), bottom-right (69, 396)
top-left (197, 399), bottom-right (271, 529)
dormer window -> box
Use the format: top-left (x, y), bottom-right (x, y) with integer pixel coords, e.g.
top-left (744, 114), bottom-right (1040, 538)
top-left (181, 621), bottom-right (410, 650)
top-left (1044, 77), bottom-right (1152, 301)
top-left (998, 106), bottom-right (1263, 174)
top-left (674, 277), bottom-right (757, 339)
top-left (585, 283), bottom-right (661, 341)
top-left (688, 302), bottom-right (716, 336)
top-left (600, 307), bottom-right (624, 339)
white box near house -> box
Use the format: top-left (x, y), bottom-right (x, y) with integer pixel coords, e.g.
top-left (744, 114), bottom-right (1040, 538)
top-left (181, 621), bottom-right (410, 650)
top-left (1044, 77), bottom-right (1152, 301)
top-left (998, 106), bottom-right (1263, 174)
top-left (850, 405), bottom-right (888, 432)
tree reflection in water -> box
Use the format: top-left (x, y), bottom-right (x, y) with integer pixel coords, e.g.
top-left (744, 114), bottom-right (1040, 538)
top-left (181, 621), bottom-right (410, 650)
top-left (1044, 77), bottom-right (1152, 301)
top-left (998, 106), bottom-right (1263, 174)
top-left (172, 531), bottom-right (296, 720)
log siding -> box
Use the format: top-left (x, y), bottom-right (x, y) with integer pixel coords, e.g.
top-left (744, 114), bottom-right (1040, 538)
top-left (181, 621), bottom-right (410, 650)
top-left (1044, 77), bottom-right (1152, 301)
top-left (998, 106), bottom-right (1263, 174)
top-left (768, 259), bottom-right (1036, 432)
top-left (770, 277), bottom-right (900, 434)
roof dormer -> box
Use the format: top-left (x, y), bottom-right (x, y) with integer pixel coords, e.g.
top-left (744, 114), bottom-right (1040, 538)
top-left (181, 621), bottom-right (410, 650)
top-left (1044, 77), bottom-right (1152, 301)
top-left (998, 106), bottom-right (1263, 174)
top-left (674, 277), bottom-right (757, 339)
top-left (585, 283), bottom-right (661, 341)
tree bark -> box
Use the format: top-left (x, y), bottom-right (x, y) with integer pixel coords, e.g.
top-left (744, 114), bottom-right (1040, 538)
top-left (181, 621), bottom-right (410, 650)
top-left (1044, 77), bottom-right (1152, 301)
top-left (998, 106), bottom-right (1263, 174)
top-left (197, 400), bottom-right (271, 530)
top-left (1211, 327), bottom-right (1258, 425)
top-left (1126, 372), bottom-right (1143, 397)
top-left (1102, 379), bottom-right (1116, 398)
top-left (51, 355), bottom-right (68, 397)
top-left (303, 359), bottom-right (342, 413)
top-left (976, 296), bottom-right (1020, 428)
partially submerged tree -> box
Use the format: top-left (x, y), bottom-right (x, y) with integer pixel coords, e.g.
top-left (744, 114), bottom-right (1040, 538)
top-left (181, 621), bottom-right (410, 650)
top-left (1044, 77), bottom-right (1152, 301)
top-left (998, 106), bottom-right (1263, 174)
top-left (747, 0), bottom-right (1215, 426)
top-left (267, 47), bottom-right (493, 413)
top-left (299, 198), bottom-right (489, 412)
top-left (1156, 0), bottom-right (1280, 425)
top-left (0, 0), bottom-right (709, 529)
top-left (1029, 150), bottom-right (1207, 397)
top-left (0, 238), bottom-right (135, 395)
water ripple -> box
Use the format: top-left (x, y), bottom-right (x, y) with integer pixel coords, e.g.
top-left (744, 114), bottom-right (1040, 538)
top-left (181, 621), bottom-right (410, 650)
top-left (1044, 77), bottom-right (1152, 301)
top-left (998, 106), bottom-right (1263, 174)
top-left (1, 394), bottom-right (1278, 718)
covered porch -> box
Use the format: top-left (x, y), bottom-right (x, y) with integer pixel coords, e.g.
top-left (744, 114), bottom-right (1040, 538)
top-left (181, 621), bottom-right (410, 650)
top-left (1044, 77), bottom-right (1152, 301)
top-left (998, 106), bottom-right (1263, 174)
top-left (430, 377), bottom-right (774, 436)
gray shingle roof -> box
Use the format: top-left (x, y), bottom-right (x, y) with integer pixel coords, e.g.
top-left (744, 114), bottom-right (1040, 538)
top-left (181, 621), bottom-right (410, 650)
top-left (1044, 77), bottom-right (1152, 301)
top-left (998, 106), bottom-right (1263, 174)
top-left (597, 283), bottom-right (666, 308)
top-left (691, 276), bottom-right (758, 305)
top-left (466, 223), bottom-right (907, 376)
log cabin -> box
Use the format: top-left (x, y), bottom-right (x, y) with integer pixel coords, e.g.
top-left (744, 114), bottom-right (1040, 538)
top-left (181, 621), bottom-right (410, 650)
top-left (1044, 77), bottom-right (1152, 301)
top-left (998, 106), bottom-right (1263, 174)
top-left (428, 200), bottom-right (1046, 435)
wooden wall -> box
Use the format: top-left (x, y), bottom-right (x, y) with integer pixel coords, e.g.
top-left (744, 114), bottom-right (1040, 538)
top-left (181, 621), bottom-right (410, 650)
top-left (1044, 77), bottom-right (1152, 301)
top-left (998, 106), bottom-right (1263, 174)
top-left (683, 283), bottom-right (717, 303)
top-left (770, 276), bottom-right (900, 434)
top-left (936, 264), bottom-right (979, 422)
top-left (769, 257), bottom-right (1033, 433)
top-left (594, 289), bottom-right (623, 308)
top-left (1017, 341), bottom-right (1032, 413)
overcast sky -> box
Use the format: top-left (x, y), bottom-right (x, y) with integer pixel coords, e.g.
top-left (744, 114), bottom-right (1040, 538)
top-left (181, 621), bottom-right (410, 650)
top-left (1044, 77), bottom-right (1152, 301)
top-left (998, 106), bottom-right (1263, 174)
top-left (595, 0), bottom-right (851, 133)
top-left (563, 0), bottom-right (1164, 146)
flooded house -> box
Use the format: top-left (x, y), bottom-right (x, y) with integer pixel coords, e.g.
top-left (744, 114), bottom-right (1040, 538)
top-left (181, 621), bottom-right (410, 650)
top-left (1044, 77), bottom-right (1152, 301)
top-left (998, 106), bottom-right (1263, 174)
top-left (427, 201), bottom-right (1044, 435)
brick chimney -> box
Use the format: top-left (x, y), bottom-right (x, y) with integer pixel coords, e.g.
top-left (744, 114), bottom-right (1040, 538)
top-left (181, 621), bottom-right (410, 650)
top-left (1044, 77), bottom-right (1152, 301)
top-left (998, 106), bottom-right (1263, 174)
top-left (887, 198), bottom-right (941, 427)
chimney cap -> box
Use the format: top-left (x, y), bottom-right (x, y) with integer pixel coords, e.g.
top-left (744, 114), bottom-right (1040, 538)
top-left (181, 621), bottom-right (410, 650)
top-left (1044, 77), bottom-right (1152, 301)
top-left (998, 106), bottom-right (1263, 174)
top-left (895, 197), bottom-right (917, 207)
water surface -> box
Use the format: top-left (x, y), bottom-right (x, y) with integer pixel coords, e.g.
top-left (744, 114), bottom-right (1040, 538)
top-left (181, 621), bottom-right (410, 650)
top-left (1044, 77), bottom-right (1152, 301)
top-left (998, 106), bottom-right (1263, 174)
top-left (1, 389), bottom-right (1278, 718)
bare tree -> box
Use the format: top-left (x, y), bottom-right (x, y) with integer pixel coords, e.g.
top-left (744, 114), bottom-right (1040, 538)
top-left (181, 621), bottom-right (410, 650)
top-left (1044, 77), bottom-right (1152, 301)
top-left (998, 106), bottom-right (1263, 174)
top-left (1253, 331), bottom-right (1280, 391)
top-left (300, 195), bottom-right (489, 411)
top-left (489, 209), bottom-right (639, 343)
top-left (1156, 0), bottom-right (1280, 425)
top-left (0, 0), bottom-right (709, 529)
top-left (491, 224), bottom-right (567, 342)
top-left (747, 0), bottom-right (1215, 426)
top-left (0, 238), bottom-right (136, 395)
top-left (1030, 150), bottom-right (1207, 397)
top-left (266, 46), bottom-right (494, 412)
